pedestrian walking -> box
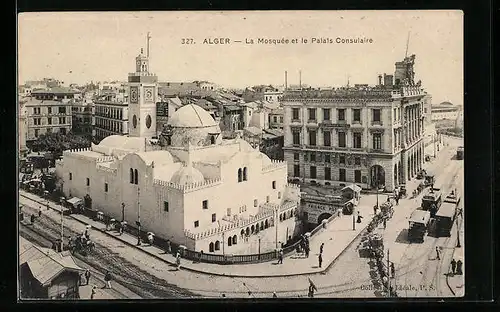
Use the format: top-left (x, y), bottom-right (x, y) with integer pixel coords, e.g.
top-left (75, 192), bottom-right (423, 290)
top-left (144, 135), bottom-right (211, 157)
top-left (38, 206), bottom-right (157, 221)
top-left (305, 246), bottom-right (310, 258)
top-left (84, 269), bottom-right (91, 285)
top-left (273, 292), bottom-right (277, 298)
top-left (38, 207), bottom-right (42, 217)
top-left (373, 205), bottom-right (378, 215)
top-left (104, 271), bottom-right (112, 289)
top-left (356, 212), bottom-right (363, 224)
top-left (383, 219), bottom-right (387, 229)
top-left (318, 253), bottom-right (323, 268)
top-left (278, 249), bottom-right (284, 264)
top-left (435, 246), bottom-right (441, 260)
top-left (147, 233), bottom-right (154, 246)
top-left (319, 243), bottom-right (324, 254)
top-left (451, 259), bottom-right (457, 274)
top-left (456, 260), bottom-right (463, 275)
top-left (176, 253), bottom-right (181, 270)
top-left (307, 283), bottom-right (317, 298)
top-left (90, 286), bottom-right (97, 300)
top-left (395, 195), bottom-right (399, 205)
top-left (166, 240), bottom-right (172, 255)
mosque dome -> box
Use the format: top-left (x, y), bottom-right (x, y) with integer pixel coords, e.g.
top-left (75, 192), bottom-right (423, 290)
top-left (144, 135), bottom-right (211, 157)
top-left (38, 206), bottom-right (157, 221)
top-left (167, 104), bottom-right (222, 148)
top-left (170, 165), bottom-right (205, 185)
top-left (168, 104), bottom-right (218, 128)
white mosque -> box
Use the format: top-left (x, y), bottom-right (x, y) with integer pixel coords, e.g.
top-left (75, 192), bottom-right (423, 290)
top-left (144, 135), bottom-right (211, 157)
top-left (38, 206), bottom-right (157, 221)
top-left (56, 41), bottom-right (300, 255)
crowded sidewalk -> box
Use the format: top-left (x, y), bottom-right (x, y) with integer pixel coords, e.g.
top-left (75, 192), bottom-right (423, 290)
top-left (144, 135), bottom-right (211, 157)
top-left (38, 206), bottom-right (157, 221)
top-left (21, 189), bottom-right (380, 278)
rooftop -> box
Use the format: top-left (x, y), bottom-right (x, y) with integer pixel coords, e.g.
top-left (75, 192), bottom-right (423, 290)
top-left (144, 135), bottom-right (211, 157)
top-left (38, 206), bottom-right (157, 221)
top-left (282, 88), bottom-right (397, 100)
top-left (31, 87), bottom-right (81, 95)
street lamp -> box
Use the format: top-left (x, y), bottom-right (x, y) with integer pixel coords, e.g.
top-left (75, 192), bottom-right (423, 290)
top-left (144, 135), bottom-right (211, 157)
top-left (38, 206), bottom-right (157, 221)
top-left (121, 202), bottom-right (125, 222)
top-left (136, 187), bottom-right (141, 246)
top-left (456, 207), bottom-right (462, 248)
top-left (257, 233), bottom-right (262, 259)
top-left (274, 206), bottom-right (279, 249)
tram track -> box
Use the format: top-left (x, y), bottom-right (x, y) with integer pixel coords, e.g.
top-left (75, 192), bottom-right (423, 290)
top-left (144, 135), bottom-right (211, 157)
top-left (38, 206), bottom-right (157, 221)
top-left (19, 198), bottom-right (199, 299)
top-left (19, 223), bottom-right (137, 299)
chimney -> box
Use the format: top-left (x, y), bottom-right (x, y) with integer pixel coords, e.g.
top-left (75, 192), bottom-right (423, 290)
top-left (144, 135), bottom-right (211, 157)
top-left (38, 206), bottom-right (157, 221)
top-left (378, 74), bottom-right (383, 85)
top-left (285, 71), bottom-right (288, 90)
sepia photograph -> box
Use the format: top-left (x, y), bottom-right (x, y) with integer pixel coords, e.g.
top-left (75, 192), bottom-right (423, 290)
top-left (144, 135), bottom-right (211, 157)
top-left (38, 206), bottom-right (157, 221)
top-left (17, 10), bottom-right (464, 300)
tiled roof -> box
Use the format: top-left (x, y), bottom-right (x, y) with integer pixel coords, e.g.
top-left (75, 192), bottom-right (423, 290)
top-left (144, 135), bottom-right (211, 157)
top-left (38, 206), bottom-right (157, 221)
top-left (31, 87), bottom-right (80, 95)
top-left (263, 129), bottom-right (284, 137)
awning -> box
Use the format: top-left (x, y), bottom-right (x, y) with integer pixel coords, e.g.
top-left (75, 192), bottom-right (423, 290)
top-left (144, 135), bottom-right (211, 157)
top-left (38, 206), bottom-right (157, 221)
top-left (341, 184), bottom-right (362, 192)
top-left (66, 197), bottom-right (83, 206)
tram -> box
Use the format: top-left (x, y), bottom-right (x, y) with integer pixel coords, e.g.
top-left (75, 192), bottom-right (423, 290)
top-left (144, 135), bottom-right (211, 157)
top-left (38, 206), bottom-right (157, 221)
top-left (435, 191), bottom-right (460, 237)
top-left (408, 210), bottom-right (431, 243)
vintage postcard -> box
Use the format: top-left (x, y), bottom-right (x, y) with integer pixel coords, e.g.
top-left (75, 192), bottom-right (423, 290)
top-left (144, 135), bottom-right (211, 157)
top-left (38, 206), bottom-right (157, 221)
top-left (18, 10), bottom-right (464, 299)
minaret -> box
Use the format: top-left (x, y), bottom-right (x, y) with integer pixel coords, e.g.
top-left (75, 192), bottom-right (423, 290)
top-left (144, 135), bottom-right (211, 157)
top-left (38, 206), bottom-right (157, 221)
top-left (128, 33), bottom-right (158, 138)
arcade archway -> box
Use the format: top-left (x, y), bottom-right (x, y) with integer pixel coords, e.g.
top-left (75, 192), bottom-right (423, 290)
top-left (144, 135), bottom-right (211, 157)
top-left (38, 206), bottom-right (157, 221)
top-left (317, 213), bottom-right (332, 225)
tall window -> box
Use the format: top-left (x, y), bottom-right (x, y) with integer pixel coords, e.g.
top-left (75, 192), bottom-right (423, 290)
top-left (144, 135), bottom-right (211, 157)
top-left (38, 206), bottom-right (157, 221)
top-left (310, 166), bottom-right (317, 179)
top-left (292, 131), bottom-right (300, 145)
top-left (352, 109), bottom-right (361, 123)
top-left (294, 153), bottom-right (299, 161)
top-left (47, 107), bottom-right (52, 114)
top-left (393, 108), bottom-right (397, 121)
top-left (86, 178), bottom-right (90, 186)
top-left (339, 155), bottom-right (346, 164)
top-left (104, 183), bottom-right (108, 192)
top-left (59, 107), bottom-right (66, 114)
top-left (243, 167), bottom-right (248, 181)
top-left (323, 131), bottom-right (331, 146)
top-left (294, 164), bottom-right (300, 177)
top-left (324, 154), bottom-right (331, 163)
top-left (324, 167), bottom-right (331, 180)
top-left (292, 108), bottom-right (300, 120)
top-left (338, 132), bottom-right (346, 148)
top-left (354, 170), bottom-right (362, 183)
top-left (354, 157), bottom-right (361, 166)
top-left (202, 200), bottom-right (209, 210)
top-left (164, 201), bottom-right (169, 212)
top-left (339, 169), bottom-right (346, 182)
top-left (353, 132), bottom-right (362, 148)
top-left (372, 109), bottom-right (381, 123)
top-left (323, 108), bottom-right (331, 121)
top-left (238, 168), bottom-right (242, 182)
top-left (134, 169), bottom-right (138, 184)
top-left (308, 108), bottom-right (317, 121)
top-left (310, 153), bottom-right (316, 162)
top-left (69, 173), bottom-right (72, 180)
top-left (47, 118), bottom-right (52, 125)
top-left (194, 221), bottom-right (199, 228)
top-left (272, 181), bottom-right (277, 189)
top-left (373, 133), bottom-right (382, 150)
top-left (212, 213), bottom-right (216, 222)
top-left (309, 130), bottom-right (316, 146)
top-left (338, 109), bottom-right (345, 121)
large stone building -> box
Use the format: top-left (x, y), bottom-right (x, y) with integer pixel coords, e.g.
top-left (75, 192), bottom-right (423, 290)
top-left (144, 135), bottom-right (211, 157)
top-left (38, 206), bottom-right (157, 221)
top-left (56, 43), bottom-right (300, 255)
top-left (24, 88), bottom-right (78, 141)
top-left (431, 101), bottom-right (461, 121)
top-left (93, 89), bottom-right (129, 141)
top-left (282, 55), bottom-right (426, 192)
top-left (19, 98), bottom-right (28, 156)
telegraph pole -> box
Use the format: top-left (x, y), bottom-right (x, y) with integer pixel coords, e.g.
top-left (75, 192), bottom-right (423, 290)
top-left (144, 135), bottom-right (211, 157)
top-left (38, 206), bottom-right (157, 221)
top-left (136, 186), bottom-right (141, 246)
top-left (387, 249), bottom-right (391, 297)
top-left (275, 206), bottom-right (279, 249)
top-left (60, 197), bottom-right (65, 252)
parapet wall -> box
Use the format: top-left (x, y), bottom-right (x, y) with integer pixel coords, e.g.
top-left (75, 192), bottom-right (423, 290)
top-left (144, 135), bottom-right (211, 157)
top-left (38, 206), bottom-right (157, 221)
top-left (153, 178), bottom-right (223, 193)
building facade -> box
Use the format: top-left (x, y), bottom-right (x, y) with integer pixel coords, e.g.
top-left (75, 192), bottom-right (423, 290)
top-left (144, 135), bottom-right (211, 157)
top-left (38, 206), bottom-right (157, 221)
top-left (93, 98), bottom-right (129, 141)
top-left (56, 43), bottom-right (300, 255)
top-left (19, 98), bottom-right (28, 155)
top-left (71, 99), bottom-right (94, 136)
top-left (282, 56), bottom-right (426, 192)
top-left (431, 101), bottom-right (460, 121)
top-left (24, 88), bottom-right (77, 141)
top-left (268, 107), bottom-right (284, 130)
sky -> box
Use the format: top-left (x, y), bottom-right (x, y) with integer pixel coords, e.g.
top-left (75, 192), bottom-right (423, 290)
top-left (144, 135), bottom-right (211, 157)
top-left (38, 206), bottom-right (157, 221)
top-left (18, 11), bottom-right (463, 105)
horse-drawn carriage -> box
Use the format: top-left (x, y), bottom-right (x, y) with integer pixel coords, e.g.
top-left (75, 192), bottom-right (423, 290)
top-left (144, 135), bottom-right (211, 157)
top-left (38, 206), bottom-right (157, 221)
top-left (379, 200), bottom-right (395, 219)
top-left (68, 235), bottom-right (95, 256)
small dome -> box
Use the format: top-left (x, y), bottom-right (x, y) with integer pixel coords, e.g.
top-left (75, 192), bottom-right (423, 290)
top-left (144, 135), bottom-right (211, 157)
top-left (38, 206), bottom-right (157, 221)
top-left (168, 104), bottom-right (218, 128)
top-left (170, 165), bottom-right (205, 185)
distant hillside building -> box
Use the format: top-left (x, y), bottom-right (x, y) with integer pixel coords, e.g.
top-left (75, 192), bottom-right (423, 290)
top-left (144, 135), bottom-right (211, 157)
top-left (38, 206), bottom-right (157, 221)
top-left (431, 101), bottom-right (460, 121)
top-left (243, 85), bottom-right (283, 103)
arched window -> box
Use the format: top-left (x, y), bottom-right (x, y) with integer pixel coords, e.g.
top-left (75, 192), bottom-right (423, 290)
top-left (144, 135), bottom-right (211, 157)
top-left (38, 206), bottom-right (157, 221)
top-left (227, 237), bottom-right (232, 247)
top-left (134, 169), bottom-right (138, 185)
top-left (215, 241), bottom-right (220, 251)
top-left (243, 167), bottom-right (248, 181)
top-left (210, 136), bottom-right (216, 145)
top-left (251, 225), bottom-right (255, 233)
top-left (240, 229), bottom-right (245, 237)
top-left (232, 235), bottom-right (237, 245)
top-left (265, 219), bottom-right (269, 229)
top-left (280, 214), bottom-right (283, 221)
top-left (260, 222), bottom-right (264, 231)
top-left (130, 168), bottom-right (134, 184)
top-left (209, 242), bottom-right (214, 252)
top-left (246, 227), bottom-right (250, 236)
top-left (238, 168), bottom-right (242, 182)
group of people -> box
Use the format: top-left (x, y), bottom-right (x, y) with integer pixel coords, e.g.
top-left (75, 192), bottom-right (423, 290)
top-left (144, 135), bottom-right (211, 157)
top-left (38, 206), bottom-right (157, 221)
top-left (296, 234), bottom-right (311, 258)
top-left (450, 258), bottom-right (463, 275)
